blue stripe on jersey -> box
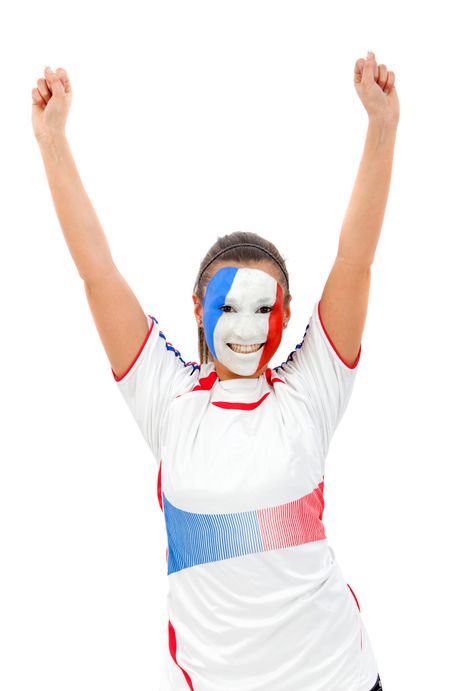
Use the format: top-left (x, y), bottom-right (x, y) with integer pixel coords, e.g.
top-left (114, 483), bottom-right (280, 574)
top-left (163, 492), bottom-right (263, 574)
top-left (273, 323), bottom-right (309, 371)
top-left (149, 315), bottom-right (201, 374)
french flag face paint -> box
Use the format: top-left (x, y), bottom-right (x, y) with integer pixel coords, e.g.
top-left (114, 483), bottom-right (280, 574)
top-left (203, 266), bottom-right (285, 376)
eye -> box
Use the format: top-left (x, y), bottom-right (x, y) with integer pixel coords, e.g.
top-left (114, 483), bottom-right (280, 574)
top-left (219, 305), bottom-right (273, 313)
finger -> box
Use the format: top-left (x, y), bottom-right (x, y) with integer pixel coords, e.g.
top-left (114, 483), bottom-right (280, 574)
top-left (37, 77), bottom-right (51, 104)
top-left (377, 64), bottom-right (388, 91)
top-left (44, 66), bottom-right (54, 94)
top-left (55, 67), bottom-right (72, 93)
top-left (44, 67), bottom-right (65, 98)
top-left (384, 70), bottom-right (395, 93)
top-left (354, 58), bottom-right (365, 82)
top-left (31, 87), bottom-right (45, 108)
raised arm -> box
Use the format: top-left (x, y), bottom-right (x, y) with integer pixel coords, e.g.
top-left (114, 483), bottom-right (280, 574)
top-left (319, 51), bottom-right (400, 367)
top-left (32, 66), bottom-right (149, 380)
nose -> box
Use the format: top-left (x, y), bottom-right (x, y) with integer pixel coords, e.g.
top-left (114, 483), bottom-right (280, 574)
top-left (230, 315), bottom-right (261, 343)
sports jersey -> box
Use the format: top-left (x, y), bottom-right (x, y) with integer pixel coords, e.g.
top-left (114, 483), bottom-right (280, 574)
top-left (112, 300), bottom-right (380, 691)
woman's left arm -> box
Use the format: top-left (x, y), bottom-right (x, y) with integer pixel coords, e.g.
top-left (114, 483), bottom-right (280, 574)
top-left (319, 51), bottom-right (400, 367)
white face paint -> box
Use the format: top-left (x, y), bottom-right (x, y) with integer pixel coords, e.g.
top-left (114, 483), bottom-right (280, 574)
top-left (203, 266), bottom-right (285, 376)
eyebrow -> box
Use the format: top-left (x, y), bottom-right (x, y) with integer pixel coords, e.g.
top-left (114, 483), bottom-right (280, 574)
top-left (222, 296), bottom-right (275, 305)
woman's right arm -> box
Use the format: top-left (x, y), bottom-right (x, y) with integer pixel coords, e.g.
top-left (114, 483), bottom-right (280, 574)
top-left (34, 68), bottom-right (150, 380)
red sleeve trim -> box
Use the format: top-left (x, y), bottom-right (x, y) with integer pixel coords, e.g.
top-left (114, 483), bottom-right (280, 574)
top-left (111, 316), bottom-right (155, 382)
top-left (347, 582), bottom-right (361, 611)
top-left (317, 300), bottom-right (361, 370)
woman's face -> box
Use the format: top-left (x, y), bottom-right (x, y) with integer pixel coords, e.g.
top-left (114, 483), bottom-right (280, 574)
top-left (197, 262), bottom-right (290, 379)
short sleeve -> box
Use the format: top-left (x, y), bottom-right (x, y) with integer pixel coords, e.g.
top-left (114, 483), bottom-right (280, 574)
top-left (112, 314), bottom-right (200, 465)
top-left (272, 300), bottom-right (361, 457)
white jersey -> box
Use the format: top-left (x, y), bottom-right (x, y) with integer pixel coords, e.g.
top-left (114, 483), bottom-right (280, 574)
top-left (112, 300), bottom-right (380, 691)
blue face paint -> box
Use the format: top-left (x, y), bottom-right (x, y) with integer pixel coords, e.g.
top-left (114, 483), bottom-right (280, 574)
top-left (203, 267), bottom-right (239, 360)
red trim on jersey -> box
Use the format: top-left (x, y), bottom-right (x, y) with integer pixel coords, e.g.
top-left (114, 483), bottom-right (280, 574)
top-left (265, 367), bottom-right (286, 386)
top-left (111, 316), bottom-right (155, 381)
top-left (192, 371), bottom-right (219, 391)
top-left (157, 460), bottom-right (163, 512)
top-left (168, 620), bottom-right (196, 689)
top-left (212, 391), bottom-right (271, 410)
top-left (317, 301), bottom-right (361, 369)
top-left (157, 460), bottom-right (168, 562)
top-left (347, 582), bottom-right (361, 612)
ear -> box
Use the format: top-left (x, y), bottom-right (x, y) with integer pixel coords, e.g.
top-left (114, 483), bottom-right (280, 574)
top-left (192, 293), bottom-right (203, 323)
top-left (283, 296), bottom-right (292, 328)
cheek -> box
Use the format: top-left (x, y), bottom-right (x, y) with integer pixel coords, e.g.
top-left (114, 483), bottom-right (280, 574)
top-left (203, 304), bottom-right (216, 327)
top-left (269, 284), bottom-right (285, 337)
top-left (266, 309), bottom-right (283, 347)
top-left (203, 305), bottom-right (221, 358)
top-left (260, 284), bottom-right (284, 355)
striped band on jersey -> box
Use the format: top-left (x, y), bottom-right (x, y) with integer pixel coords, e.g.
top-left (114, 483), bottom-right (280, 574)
top-left (162, 480), bottom-right (326, 574)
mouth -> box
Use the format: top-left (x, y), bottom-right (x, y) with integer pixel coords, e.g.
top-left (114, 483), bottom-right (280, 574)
top-left (227, 342), bottom-right (265, 354)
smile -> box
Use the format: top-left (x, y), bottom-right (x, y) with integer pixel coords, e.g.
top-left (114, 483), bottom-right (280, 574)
top-left (227, 343), bottom-right (265, 354)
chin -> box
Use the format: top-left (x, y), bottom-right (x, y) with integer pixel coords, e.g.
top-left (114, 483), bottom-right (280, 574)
top-left (225, 358), bottom-right (267, 377)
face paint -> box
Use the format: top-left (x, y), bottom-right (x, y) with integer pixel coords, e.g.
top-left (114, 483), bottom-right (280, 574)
top-left (203, 266), bottom-right (285, 376)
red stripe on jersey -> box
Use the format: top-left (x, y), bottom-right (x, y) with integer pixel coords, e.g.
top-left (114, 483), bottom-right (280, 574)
top-left (212, 391), bottom-right (271, 410)
top-left (257, 480), bottom-right (326, 550)
top-left (168, 620), bottom-right (196, 689)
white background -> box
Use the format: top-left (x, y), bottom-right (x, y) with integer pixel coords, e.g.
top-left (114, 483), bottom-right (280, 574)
top-left (1, 1), bottom-right (448, 689)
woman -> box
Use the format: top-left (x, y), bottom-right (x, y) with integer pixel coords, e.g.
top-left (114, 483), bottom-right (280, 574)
top-left (32, 50), bottom-right (398, 690)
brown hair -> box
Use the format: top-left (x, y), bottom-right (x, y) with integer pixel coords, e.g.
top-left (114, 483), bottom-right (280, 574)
top-left (192, 231), bottom-right (291, 364)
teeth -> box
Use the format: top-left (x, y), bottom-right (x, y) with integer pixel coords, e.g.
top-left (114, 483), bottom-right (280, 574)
top-left (228, 343), bottom-right (263, 353)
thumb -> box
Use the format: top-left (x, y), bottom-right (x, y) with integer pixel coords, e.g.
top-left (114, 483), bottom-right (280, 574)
top-left (362, 51), bottom-right (376, 83)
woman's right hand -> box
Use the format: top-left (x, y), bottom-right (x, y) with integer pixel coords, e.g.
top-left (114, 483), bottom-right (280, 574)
top-left (31, 66), bottom-right (72, 143)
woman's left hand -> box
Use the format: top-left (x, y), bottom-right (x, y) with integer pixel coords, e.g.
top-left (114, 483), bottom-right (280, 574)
top-left (354, 51), bottom-right (399, 126)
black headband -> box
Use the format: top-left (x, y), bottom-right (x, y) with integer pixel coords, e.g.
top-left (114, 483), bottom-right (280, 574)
top-left (197, 243), bottom-right (289, 291)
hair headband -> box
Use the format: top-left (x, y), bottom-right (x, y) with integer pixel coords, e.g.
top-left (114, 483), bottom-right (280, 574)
top-left (197, 243), bottom-right (289, 291)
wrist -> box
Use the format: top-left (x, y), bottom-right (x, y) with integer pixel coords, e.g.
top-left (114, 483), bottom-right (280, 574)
top-left (36, 130), bottom-right (68, 150)
top-left (368, 114), bottom-right (399, 131)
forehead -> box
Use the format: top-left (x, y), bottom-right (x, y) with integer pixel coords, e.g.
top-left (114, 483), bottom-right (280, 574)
top-left (204, 264), bottom-right (283, 304)
top-left (209, 265), bottom-right (278, 290)
top-left (208, 261), bottom-right (282, 285)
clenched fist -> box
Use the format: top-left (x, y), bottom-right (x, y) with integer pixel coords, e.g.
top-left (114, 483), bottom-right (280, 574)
top-left (31, 66), bottom-right (72, 142)
top-left (354, 51), bottom-right (399, 125)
